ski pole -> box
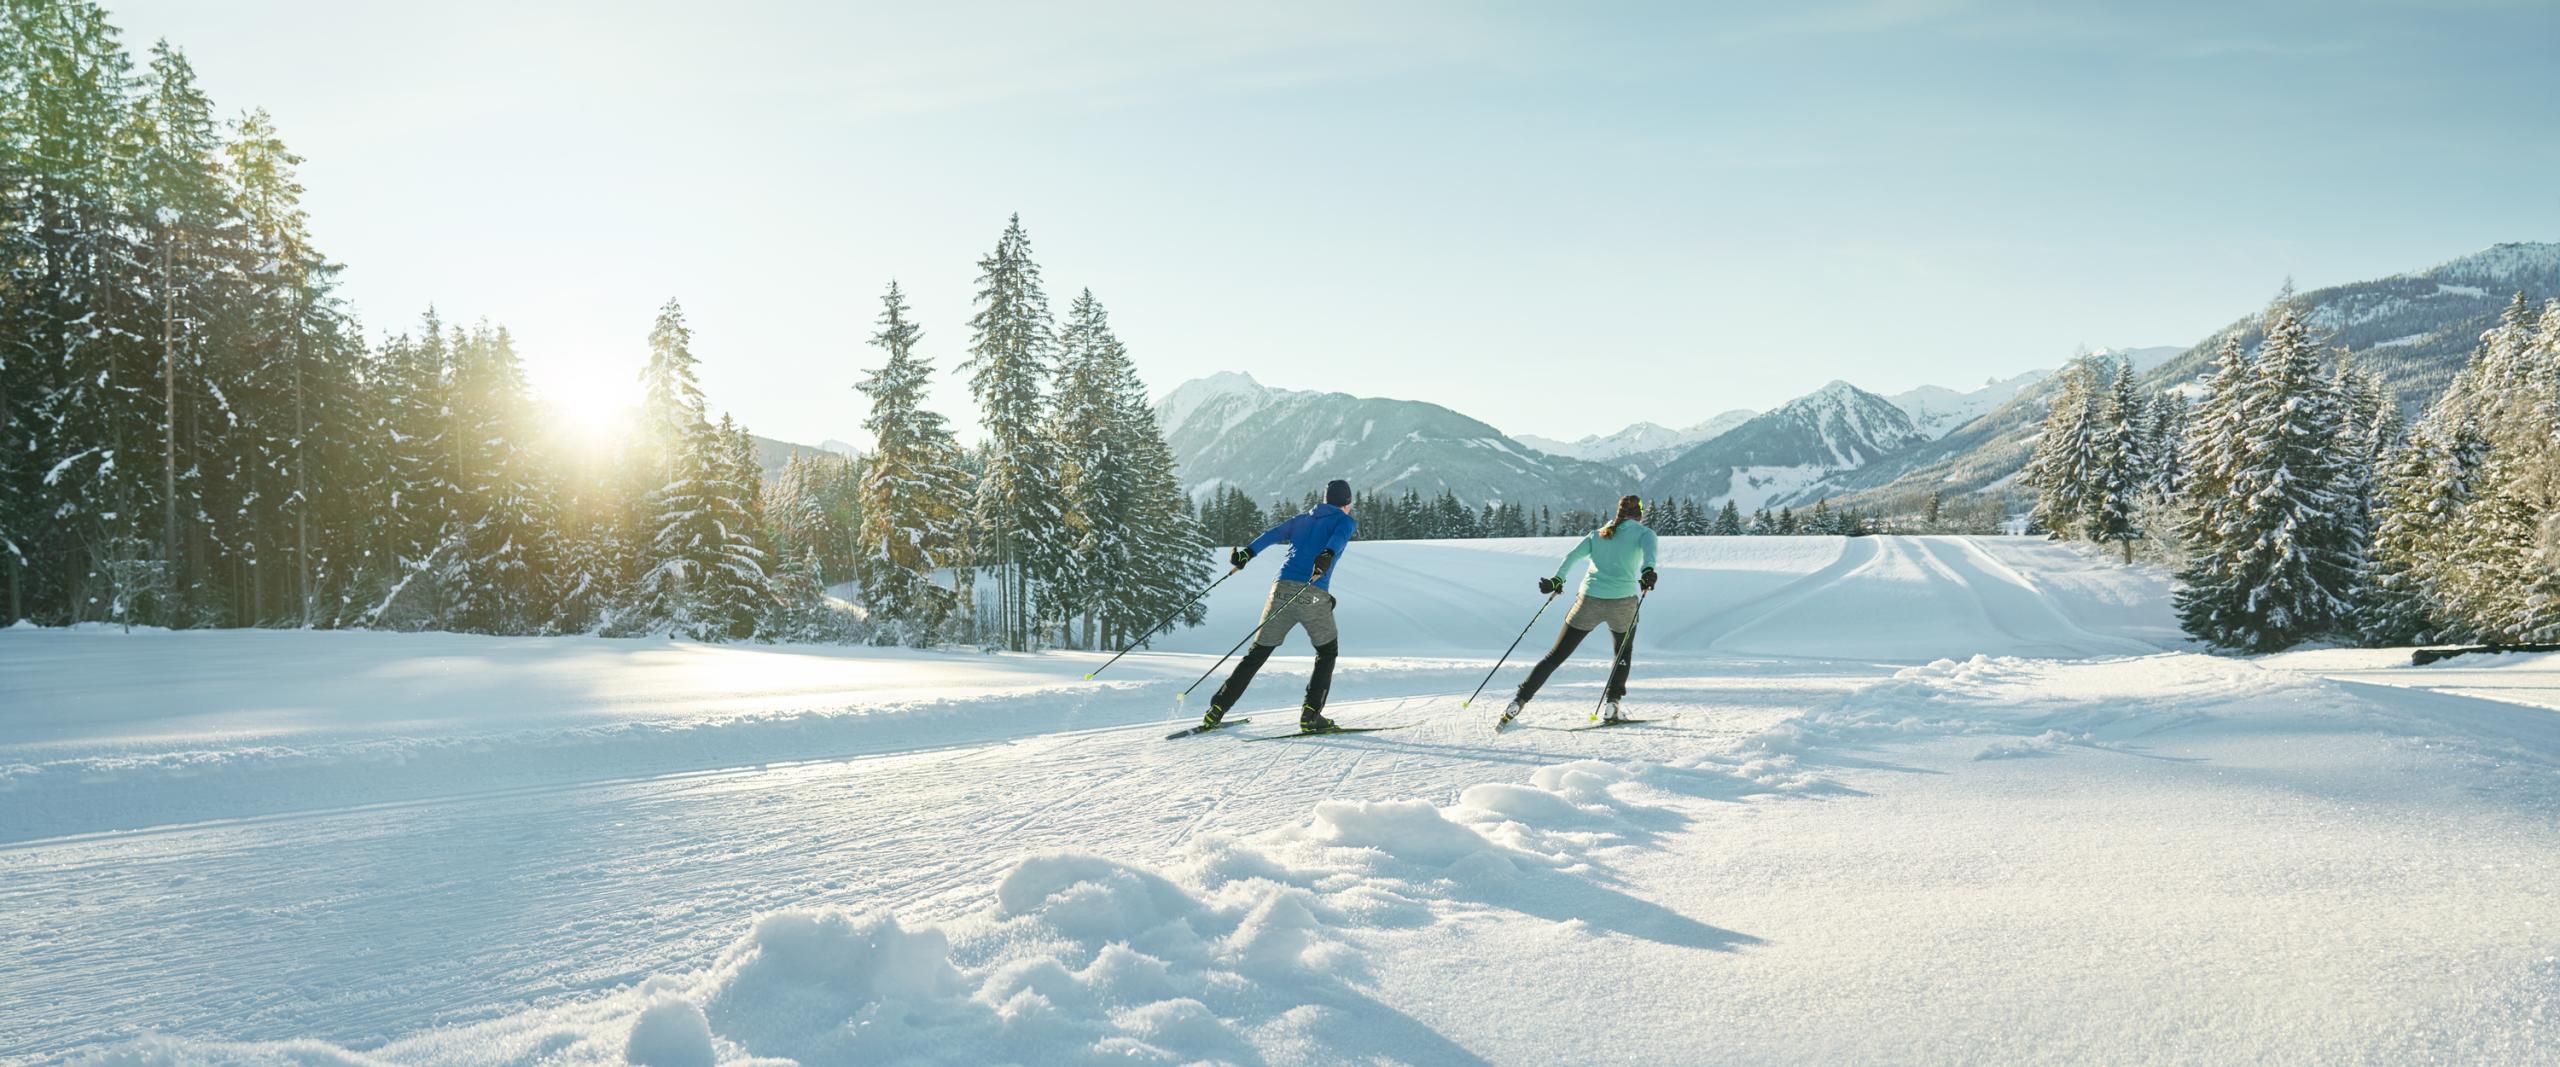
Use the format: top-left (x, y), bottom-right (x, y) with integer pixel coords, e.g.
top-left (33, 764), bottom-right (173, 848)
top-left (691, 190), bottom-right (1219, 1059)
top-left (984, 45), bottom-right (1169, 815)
top-left (1591, 588), bottom-right (1649, 722)
top-left (1085, 567), bottom-right (1240, 680)
top-left (1462, 590), bottom-right (1561, 708)
top-left (1178, 580), bottom-right (1318, 703)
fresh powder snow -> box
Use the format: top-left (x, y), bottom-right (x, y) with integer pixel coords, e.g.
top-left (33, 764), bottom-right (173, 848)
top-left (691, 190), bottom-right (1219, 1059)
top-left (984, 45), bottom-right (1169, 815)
top-left (6, 536), bottom-right (2556, 1065)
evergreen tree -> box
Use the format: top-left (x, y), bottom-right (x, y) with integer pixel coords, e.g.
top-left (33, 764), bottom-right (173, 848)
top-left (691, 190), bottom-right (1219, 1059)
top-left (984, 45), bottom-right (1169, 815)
top-left (853, 281), bottom-right (967, 645)
top-left (2175, 309), bottom-right (2362, 650)
top-left (127, 40), bottom-right (233, 622)
top-left (1714, 500), bottom-right (1744, 535)
top-left (444, 324), bottom-right (552, 632)
top-left (2088, 360), bottom-right (2145, 560)
top-left (2425, 297), bottom-right (2560, 641)
top-left (2025, 355), bottom-right (2106, 540)
top-left (2145, 391), bottom-right (2191, 497)
top-left (2356, 405), bottom-right (2480, 645)
top-left (629, 306), bottom-right (769, 640)
top-left (963, 215), bottom-right (1064, 649)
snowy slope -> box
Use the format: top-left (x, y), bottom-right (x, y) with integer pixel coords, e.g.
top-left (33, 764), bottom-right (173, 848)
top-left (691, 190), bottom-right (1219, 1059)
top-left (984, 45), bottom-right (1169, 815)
top-left (1884, 368), bottom-right (2049, 438)
top-left (10, 539), bottom-right (2559, 1065)
top-left (1642, 380), bottom-right (1930, 506)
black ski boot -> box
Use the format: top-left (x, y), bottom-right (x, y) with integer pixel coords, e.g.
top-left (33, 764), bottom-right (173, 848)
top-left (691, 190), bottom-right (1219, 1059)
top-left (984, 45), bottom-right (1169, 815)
top-left (1497, 698), bottom-right (1525, 731)
top-left (1299, 706), bottom-right (1339, 734)
top-left (1202, 705), bottom-right (1228, 728)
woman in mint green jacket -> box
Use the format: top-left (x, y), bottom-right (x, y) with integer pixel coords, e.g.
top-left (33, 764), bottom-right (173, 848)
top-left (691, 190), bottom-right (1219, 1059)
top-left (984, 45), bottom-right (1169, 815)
top-left (1500, 494), bottom-right (1658, 728)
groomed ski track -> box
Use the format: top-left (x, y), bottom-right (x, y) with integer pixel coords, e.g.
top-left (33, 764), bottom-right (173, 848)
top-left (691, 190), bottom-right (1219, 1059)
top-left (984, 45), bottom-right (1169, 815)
top-left (7, 535), bottom-right (2555, 1064)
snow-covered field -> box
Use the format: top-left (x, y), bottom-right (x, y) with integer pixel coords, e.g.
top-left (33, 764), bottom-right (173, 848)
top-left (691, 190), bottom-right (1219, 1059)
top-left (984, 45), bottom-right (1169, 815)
top-left (6, 536), bottom-right (2556, 1065)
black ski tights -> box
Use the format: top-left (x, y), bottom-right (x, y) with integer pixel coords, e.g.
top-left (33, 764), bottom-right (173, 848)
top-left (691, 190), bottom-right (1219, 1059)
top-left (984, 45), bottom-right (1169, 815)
top-left (1514, 625), bottom-right (1635, 705)
top-left (1210, 640), bottom-right (1342, 716)
top-left (1304, 641), bottom-right (1339, 713)
top-left (1209, 643), bottom-right (1275, 716)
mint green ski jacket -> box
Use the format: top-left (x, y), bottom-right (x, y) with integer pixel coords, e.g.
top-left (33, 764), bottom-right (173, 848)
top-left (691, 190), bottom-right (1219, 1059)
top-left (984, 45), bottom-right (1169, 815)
top-left (1552, 520), bottom-right (1658, 599)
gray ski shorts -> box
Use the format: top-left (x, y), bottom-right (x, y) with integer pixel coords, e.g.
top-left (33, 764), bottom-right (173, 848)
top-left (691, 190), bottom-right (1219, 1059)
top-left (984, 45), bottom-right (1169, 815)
top-left (1564, 593), bottom-right (1639, 635)
top-left (1252, 579), bottom-right (1339, 647)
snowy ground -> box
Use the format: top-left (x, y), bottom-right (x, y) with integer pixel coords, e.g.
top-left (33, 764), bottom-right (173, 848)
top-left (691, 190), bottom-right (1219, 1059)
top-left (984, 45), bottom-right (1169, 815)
top-left (5, 536), bottom-right (2555, 1065)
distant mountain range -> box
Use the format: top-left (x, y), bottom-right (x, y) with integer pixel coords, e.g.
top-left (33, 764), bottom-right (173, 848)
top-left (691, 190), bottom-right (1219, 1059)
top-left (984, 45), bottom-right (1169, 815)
top-left (1153, 372), bottom-right (1628, 507)
top-left (1152, 367), bottom-right (2111, 512)
top-left (1514, 411), bottom-right (1752, 477)
top-left (1152, 241), bottom-right (2560, 516)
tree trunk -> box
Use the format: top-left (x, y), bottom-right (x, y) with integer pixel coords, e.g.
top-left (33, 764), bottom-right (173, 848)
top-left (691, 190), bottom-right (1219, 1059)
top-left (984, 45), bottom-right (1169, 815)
top-left (292, 287), bottom-right (311, 627)
top-left (160, 235), bottom-right (181, 625)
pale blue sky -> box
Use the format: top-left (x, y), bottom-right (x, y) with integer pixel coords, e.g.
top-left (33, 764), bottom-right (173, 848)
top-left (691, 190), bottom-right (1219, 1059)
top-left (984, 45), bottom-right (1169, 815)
top-left (109, 0), bottom-right (2560, 443)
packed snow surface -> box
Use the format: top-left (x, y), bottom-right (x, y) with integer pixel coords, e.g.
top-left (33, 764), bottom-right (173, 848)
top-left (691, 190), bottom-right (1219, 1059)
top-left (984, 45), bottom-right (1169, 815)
top-left (6, 536), bottom-right (2556, 1065)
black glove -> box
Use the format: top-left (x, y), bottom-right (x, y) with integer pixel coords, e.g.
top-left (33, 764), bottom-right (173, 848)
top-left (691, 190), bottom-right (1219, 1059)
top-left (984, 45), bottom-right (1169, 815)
top-left (1310, 550), bottom-right (1335, 580)
top-left (1639, 567), bottom-right (1658, 592)
top-left (1538, 576), bottom-right (1562, 595)
top-left (1229, 547), bottom-right (1254, 569)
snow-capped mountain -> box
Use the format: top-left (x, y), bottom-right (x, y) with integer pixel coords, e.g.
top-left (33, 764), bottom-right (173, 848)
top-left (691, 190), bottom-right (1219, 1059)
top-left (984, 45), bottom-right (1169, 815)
top-left (1152, 372), bottom-right (1626, 509)
top-left (1514, 410), bottom-right (1755, 464)
top-left (1885, 371), bottom-right (2050, 440)
top-left (1641, 381), bottom-right (1930, 509)
top-left (1825, 241), bottom-right (2560, 512)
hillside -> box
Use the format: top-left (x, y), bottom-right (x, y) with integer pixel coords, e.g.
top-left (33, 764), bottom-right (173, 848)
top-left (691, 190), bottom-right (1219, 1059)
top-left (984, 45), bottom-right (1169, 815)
top-left (1826, 242), bottom-right (2560, 512)
top-left (1642, 381), bottom-right (1930, 508)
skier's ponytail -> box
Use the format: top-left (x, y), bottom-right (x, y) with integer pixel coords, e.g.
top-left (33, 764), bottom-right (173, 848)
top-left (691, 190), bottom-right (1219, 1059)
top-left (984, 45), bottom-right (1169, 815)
top-left (1599, 494), bottom-right (1644, 539)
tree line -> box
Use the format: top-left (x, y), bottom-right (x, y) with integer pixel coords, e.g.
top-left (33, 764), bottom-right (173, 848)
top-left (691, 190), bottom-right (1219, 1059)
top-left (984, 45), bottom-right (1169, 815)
top-left (2027, 295), bottom-right (2560, 651)
top-left (1192, 485), bottom-right (1888, 545)
top-left (0, 1), bottom-right (1211, 650)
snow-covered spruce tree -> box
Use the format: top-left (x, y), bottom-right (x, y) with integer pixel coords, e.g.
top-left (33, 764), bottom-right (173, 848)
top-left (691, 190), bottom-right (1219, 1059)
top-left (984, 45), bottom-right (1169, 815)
top-left (2024, 354), bottom-right (2106, 540)
top-left (1047, 289), bottom-right (1128, 649)
top-left (1048, 290), bottom-right (1213, 652)
top-left (127, 40), bottom-right (237, 623)
top-left (2144, 390), bottom-right (2191, 498)
top-left (766, 451), bottom-right (860, 583)
top-left (1714, 500), bottom-right (1744, 535)
top-left (2174, 309), bottom-right (2363, 651)
top-left (2088, 360), bottom-right (2146, 561)
top-left (2174, 336), bottom-right (2253, 592)
top-left (854, 281), bottom-right (969, 645)
top-left (628, 305), bottom-right (770, 640)
top-left (963, 215), bottom-right (1066, 649)
top-left (442, 324), bottom-right (554, 633)
top-left (2426, 297), bottom-right (2560, 641)
top-left (715, 413), bottom-right (780, 637)
top-left (4, 0), bottom-right (149, 626)
top-left (2355, 398), bottom-right (2483, 645)
top-left (632, 411), bottom-right (770, 641)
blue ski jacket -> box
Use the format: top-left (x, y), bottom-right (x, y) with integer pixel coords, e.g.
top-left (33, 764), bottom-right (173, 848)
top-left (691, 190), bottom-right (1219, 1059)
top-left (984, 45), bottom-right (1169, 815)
top-left (1249, 503), bottom-right (1357, 590)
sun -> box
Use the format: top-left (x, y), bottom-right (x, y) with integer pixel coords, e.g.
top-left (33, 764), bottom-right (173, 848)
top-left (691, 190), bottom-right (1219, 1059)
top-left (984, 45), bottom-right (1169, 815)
top-left (538, 377), bottom-right (639, 453)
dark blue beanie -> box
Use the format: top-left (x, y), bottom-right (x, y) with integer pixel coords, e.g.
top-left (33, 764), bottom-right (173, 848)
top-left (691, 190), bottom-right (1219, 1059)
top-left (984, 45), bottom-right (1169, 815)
top-left (1325, 479), bottom-right (1352, 506)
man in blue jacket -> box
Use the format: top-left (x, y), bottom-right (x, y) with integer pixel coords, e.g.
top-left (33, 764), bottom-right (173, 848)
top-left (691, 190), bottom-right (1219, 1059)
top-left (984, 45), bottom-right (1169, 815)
top-left (1204, 478), bottom-right (1358, 733)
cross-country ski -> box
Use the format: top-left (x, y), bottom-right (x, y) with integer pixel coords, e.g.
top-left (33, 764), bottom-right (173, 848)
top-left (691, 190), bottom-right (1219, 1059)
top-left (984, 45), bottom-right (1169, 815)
top-left (1163, 717), bottom-right (1250, 740)
top-left (1240, 723), bottom-right (1411, 741)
